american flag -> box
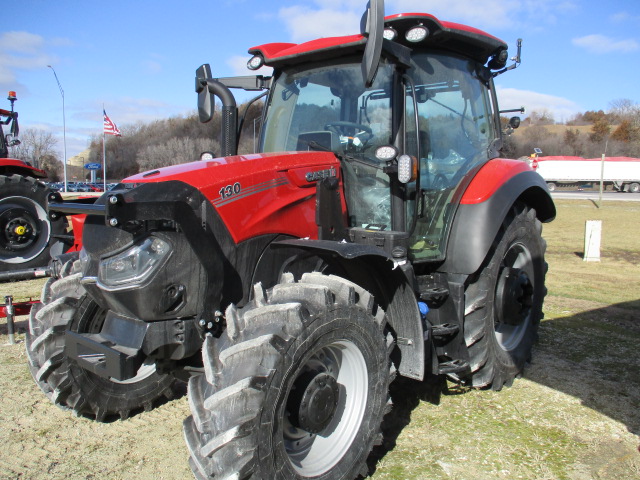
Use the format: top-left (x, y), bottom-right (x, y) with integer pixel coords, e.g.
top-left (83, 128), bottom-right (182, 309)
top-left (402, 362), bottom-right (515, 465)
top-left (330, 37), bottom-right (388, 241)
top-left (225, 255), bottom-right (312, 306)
top-left (103, 110), bottom-right (122, 136)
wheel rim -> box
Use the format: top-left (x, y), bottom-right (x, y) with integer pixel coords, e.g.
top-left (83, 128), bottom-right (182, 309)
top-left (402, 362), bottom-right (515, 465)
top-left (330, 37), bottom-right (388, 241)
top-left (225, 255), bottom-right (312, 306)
top-left (110, 359), bottom-right (158, 384)
top-left (283, 339), bottom-right (368, 477)
top-left (494, 242), bottom-right (534, 351)
top-left (0, 196), bottom-right (51, 263)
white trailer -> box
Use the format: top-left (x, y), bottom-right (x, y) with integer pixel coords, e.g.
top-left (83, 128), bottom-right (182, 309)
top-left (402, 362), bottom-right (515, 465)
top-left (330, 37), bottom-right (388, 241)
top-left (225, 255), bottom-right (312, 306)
top-left (529, 156), bottom-right (640, 193)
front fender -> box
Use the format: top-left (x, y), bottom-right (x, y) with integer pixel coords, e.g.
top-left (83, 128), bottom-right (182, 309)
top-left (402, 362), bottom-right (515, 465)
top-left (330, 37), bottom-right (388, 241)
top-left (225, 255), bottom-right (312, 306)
top-left (272, 238), bottom-right (426, 381)
top-left (440, 159), bottom-right (555, 275)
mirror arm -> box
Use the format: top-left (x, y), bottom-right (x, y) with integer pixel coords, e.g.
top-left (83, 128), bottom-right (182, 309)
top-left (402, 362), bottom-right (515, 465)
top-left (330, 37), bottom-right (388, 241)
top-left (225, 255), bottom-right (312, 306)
top-left (499, 107), bottom-right (525, 115)
top-left (493, 38), bottom-right (522, 77)
top-left (196, 64), bottom-right (238, 156)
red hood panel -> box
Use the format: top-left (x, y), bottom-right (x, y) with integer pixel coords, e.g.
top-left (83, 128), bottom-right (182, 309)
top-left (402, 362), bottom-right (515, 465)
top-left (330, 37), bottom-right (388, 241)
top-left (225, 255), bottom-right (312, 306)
top-left (125, 151), bottom-right (342, 243)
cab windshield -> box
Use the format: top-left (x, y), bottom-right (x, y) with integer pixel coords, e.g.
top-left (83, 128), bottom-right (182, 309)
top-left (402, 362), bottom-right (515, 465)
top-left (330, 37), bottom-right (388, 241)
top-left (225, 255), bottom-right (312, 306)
top-left (261, 58), bottom-right (395, 229)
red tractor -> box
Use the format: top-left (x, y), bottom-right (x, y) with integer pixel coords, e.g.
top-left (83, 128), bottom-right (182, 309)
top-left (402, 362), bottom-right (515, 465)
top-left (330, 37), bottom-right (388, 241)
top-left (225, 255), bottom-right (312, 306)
top-left (27, 2), bottom-right (554, 478)
top-left (0, 91), bottom-right (69, 276)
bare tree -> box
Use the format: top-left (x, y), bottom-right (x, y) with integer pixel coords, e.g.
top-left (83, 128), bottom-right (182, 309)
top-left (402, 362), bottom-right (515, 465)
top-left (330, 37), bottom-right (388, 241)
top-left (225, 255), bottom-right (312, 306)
top-left (609, 99), bottom-right (639, 119)
top-left (137, 137), bottom-right (219, 171)
top-left (526, 109), bottom-right (555, 126)
top-left (11, 128), bottom-right (60, 170)
top-left (39, 154), bottom-right (63, 181)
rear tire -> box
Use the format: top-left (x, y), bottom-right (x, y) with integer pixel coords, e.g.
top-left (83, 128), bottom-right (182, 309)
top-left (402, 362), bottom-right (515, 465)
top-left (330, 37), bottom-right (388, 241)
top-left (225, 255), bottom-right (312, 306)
top-left (25, 260), bottom-right (179, 421)
top-left (184, 272), bottom-right (392, 479)
top-left (463, 203), bottom-right (547, 390)
top-left (0, 174), bottom-right (68, 273)
top-left (628, 182), bottom-right (640, 193)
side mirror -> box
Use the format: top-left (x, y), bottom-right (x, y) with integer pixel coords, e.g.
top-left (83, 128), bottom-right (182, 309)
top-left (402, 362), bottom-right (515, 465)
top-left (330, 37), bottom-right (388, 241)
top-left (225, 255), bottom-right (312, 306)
top-left (360, 0), bottom-right (384, 88)
top-left (509, 116), bottom-right (521, 129)
top-left (196, 64), bottom-right (215, 123)
top-left (9, 111), bottom-right (19, 138)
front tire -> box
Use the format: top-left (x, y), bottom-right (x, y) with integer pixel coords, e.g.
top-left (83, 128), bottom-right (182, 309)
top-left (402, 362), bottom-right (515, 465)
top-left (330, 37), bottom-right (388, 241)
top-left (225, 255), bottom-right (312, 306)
top-left (25, 260), bottom-right (179, 421)
top-left (463, 203), bottom-right (547, 390)
top-left (184, 272), bottom-right (392, 479)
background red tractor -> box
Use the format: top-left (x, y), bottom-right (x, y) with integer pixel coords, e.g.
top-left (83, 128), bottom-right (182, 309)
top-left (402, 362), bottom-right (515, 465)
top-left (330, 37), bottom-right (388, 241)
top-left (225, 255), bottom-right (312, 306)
top-left (0, 91), bottom-right (69, 277)
top-left (28, 1), bottom-right (554, 478)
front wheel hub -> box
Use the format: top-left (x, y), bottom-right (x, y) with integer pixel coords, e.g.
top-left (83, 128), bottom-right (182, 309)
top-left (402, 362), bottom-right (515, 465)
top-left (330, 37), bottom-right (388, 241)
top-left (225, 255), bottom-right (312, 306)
top-left (1, 209), bottom-right (37, 251)
top-left (288, 371), bottom-right (340, 434)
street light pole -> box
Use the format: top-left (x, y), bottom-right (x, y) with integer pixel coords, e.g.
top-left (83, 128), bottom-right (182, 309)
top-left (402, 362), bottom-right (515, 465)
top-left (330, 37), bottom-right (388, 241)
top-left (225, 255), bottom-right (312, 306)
top-left (47, 65), bottom-right (68, 193)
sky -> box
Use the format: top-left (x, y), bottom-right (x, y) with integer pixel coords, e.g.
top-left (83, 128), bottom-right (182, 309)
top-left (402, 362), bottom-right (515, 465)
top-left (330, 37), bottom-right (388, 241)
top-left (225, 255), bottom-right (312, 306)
top-left (3, 0), bottom-right (640, 162)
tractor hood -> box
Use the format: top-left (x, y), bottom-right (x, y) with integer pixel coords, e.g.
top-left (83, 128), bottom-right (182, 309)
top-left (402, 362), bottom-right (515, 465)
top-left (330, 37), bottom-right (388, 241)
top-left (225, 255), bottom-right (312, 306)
top-left (77, 150), bottom-right (343, 322)
top-left (124, 150), bottom-right (342, 244)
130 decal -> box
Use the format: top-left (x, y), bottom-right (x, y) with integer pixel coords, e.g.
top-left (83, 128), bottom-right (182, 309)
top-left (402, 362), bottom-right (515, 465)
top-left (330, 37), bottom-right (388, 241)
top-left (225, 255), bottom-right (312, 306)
top-left (219, 182), bottom-right (241, 200)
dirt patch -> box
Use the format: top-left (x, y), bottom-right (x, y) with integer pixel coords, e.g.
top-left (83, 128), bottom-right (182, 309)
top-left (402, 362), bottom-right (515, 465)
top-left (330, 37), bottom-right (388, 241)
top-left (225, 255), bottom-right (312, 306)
top-left (0, 318), bottom-right (192, 479)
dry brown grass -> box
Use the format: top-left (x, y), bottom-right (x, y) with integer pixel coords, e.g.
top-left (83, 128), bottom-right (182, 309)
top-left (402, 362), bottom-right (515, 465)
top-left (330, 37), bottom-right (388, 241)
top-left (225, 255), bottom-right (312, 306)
top-left (1, 199), bottom-right (639, 479)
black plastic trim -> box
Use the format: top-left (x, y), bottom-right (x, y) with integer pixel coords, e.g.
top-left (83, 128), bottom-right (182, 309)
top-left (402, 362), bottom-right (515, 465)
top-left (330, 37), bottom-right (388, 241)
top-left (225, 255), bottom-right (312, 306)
top-left (440, 170), bottom-right (555, 275)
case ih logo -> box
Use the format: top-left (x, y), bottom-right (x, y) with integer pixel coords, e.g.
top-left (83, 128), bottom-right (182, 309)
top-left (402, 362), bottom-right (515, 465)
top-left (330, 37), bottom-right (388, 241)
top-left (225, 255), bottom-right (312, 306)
top-left (305, 168), bottom-right (337, 182)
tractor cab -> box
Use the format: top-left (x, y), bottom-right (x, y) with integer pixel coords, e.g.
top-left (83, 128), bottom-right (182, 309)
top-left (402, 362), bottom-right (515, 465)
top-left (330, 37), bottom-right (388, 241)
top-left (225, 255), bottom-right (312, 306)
top-left (259, 49), bottom-right (500, 261)
top-left (198, 12), bottom-right (517, 262)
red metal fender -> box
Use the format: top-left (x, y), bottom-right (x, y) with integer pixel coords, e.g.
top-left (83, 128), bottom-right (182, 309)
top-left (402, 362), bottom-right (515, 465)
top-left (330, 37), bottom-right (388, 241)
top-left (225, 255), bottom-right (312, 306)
top-left (460, 159), bottom-right (532, 205)
top-left (0, 158), bottom-right (47, 178)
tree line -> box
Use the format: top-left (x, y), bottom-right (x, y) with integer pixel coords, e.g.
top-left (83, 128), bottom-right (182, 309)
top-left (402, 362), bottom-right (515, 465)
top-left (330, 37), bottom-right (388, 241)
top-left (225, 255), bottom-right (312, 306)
top-left (503, 98), bottom-right (640, 159)
top-left (87, 100), bottom-right (263, 181)
top-left (10, 98), bottom-right (640, 182)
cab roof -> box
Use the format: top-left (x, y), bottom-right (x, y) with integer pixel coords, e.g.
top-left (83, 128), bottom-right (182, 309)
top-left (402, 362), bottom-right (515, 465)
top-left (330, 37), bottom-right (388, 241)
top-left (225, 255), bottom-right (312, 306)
top-left (249, 13), bottom-right (508, 69)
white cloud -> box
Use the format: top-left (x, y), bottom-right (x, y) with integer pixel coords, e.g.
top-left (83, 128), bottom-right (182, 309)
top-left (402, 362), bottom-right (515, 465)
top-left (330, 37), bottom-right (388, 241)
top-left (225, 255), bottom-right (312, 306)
top-left (572, 34), bottom-right (639, 54)
top-left (388, 0), bottom-right (576, 30)
top-left (0, 31), bottom-right (44, 54)
top-left (609, 11), bottom-right (640, 24)
top-left (496, 87), bottom-right (581, 122)
top-left (278, 6), bottom-right (361, 42)
top-left (275, 0), bottom-right (578, 44)
top-left (610, 12), bottom-right (630, 23)
top-left (390, 0), bottom-right (515, 28)
top-left (0, 31), bottom-right (63, 92)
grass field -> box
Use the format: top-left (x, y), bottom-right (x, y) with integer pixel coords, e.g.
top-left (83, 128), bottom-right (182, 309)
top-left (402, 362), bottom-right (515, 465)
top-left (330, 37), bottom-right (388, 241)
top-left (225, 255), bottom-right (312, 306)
top-left (1, 199), bottom-right (639, 479)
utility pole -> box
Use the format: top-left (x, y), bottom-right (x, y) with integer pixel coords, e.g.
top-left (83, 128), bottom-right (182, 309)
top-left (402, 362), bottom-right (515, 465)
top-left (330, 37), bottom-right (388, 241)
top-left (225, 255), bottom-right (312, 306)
top-left (47, 65), bottom-right (68, 193)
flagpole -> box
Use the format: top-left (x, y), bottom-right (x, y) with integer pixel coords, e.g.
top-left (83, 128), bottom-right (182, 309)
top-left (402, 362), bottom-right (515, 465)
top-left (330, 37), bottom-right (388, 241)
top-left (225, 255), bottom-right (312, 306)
top-left (102, 105), bottom-right (107, 192)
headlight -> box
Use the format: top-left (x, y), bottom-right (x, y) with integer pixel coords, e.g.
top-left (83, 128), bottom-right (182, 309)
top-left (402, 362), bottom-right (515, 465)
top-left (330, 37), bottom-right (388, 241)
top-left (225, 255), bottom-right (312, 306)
top-left (98, 236), bottom-right (172, 290)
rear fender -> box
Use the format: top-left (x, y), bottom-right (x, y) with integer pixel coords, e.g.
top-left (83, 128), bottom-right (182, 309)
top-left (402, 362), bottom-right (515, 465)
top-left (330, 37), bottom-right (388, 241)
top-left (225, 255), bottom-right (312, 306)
top-left (440, 159), bottom-right (555, 275)
top-left (271, 239), bottom-right (425, 381)
top-left (0, 159), bottom-right (47, 178)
